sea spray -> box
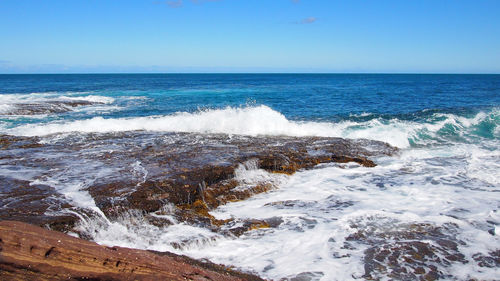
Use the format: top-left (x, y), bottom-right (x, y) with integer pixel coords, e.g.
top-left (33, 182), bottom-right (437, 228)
top-left (4, 105), bottom-right (498, 149)
top-left (1, 74), bottom-right (498, 280)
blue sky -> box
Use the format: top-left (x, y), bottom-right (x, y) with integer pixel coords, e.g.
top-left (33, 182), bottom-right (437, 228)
top-left (0, 0), bottom-right (499, 73)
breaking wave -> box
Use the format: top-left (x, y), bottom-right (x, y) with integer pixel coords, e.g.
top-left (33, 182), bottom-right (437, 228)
top-left (5, 105), bottom-right (499, 148)
top-left (0, 92), bottom-right (115, 116)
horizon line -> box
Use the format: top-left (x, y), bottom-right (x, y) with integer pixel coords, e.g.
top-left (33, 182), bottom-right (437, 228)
top-left (1, 72), bottom-right (499, 75)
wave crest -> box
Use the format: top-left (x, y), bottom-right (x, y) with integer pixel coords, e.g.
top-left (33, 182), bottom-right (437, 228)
top-left (5, 105), bottom-right (499, 149)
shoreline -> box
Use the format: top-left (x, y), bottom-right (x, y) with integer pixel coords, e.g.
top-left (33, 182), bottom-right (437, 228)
top-left (0, 220), bottom-right (264, 281)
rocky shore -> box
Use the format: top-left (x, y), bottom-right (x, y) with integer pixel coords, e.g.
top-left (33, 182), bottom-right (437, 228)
top-left (1, 99), bottom-right (106, 115)
top-left (0, 220), bottom-right (263, 280)
top-left (0, 132), bottom-right (396, 234)
top-left (0, 132), bottom-right (398, 279)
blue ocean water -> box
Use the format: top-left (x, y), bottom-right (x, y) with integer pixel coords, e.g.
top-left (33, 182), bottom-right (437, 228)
top-left (1, 74), bottom-right (499, 120)
top-left (0, 74), bottom-right (499, 280)
top-left (1, 74), bottom-right (499, 145)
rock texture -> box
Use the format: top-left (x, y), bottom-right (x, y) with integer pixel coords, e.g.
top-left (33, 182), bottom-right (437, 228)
top-left (344, 221), bottom-right (469, 280)
top-left (0, 220), bottom-right (264, 281)
top-left (0, 132), bottom-right (398, 235)
top-left (0, 133), bottom-right (400, 280)
top-left (1, 100), bottom-right (102, 115)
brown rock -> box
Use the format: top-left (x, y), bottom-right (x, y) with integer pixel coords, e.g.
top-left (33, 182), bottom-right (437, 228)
top-left (0, 220), bottom-right (264, 281)
top-left (414, 266), bottom-right (426, 274)
top-left (0, 133), bottom-right (398, 233)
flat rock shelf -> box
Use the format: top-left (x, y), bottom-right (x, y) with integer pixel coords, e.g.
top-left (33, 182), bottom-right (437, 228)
top-left (0, 132), bottom-right (396, 234)
top-left (0, 132), bottom-right (397, 279)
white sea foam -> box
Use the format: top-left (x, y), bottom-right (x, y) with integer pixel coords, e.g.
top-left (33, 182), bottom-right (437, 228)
top-left (75, 209), bottom-right (220, 252)
top-left (6, 106), bottom-right (498, 149)
top-left (59, 95), bottom-right (115, 104)
top-left (233, 159), bottom-right (288, 191)
top-left (7, 105), bottom-right (343, 138)
top-left (72, 105), bottom-right (122, 114)
top-left (29, 162), bottom-right (115, 212)
top-left (463, 143), bottom-right (500, 186)
top-left (131, 161), bottom-right (148, 186)
top-left (2, 101), bottom-right (498, 279)
top-left (0, 104), bottom-right (14, 114)
top-left (80, 142), bottom-right (499, 280)
top-left (0, 92), bottom-right (115, 115)
top-left (21, 115), bottom-right (492, 280)
top-left (0, 92), bottom-right (87, 103)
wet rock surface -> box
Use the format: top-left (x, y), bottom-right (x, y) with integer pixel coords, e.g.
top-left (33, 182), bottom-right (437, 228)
top-left (0, 132), bottom-right (396, 235)
top-left (1, 132), bottom-right (497, 280)
top-left (0, 220), bottom-right (263, 281)
top-left (343, 219), bottom-right (471, 280)
top-left (472, 250), bottom-right (500, 268)
top-left (1, 99), bottom-right (102, 115)
top-left (0, 132), bottom-right (399, 280)
top-left (0, 177), bottom-right (78, 232)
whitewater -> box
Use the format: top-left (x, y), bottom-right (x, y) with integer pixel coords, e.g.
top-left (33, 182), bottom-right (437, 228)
top-left (0, 74), bottom-right (499, 280)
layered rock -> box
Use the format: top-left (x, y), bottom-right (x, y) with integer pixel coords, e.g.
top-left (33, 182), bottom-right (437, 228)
top-left (0, 220), bottom-right (264, 281)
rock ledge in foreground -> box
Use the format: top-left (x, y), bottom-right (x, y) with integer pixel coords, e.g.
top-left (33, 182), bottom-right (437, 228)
top-left (0, 220), bottom-right (264, 281)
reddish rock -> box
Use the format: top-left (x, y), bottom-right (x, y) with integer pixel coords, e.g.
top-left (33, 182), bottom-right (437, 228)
top-left (0, 220), bottom-right (264, 281)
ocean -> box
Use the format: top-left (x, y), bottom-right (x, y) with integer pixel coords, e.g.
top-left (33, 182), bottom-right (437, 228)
top-left (0, 74), bottom-right (499, 280)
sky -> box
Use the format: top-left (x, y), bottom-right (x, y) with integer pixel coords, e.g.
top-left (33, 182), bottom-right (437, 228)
top-left (0, 0), bottom-right (499, 73)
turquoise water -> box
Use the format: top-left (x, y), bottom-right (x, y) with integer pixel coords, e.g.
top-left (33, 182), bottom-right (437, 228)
top-left (0, 74), bottom-right (498, 118)
top-left (0, 74), bottom-right (499, 280)
top-left (1, 74), bottom-right (499, 147)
